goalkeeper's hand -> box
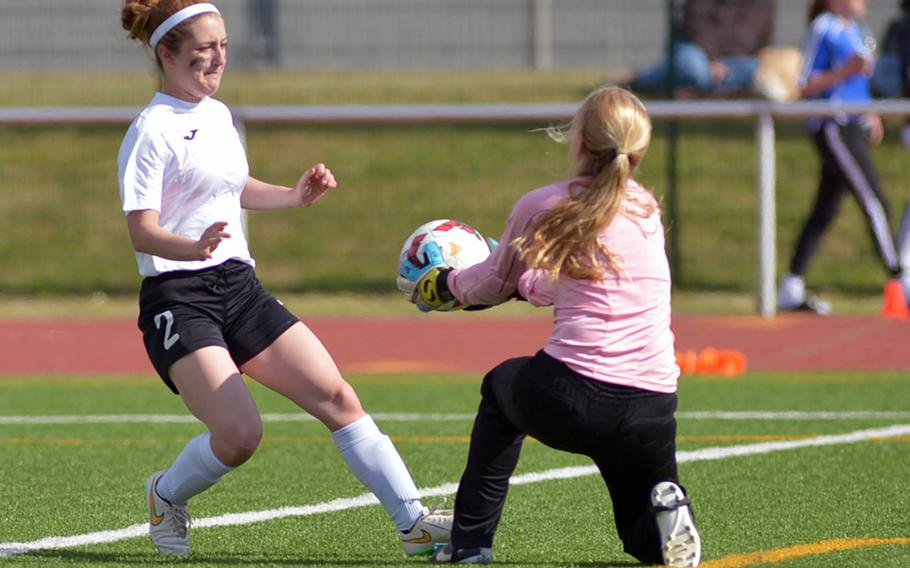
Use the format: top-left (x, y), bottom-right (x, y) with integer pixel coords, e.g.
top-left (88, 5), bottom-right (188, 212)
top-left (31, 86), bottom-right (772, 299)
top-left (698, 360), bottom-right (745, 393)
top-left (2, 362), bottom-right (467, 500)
top-left (397, 242), bottom-right (461, 311)
top-left (413, 265), bottom-right (460, 312)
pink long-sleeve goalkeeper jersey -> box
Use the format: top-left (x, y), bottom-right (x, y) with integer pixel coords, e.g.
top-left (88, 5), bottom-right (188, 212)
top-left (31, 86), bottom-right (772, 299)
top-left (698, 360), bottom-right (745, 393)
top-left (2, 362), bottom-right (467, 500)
top-left (446, 178), bottom-right (680, 393)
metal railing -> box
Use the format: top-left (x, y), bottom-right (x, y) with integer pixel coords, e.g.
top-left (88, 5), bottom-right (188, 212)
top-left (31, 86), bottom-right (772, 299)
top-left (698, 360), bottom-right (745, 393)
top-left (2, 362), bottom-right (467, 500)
top-left (4, 99), bottom-right (909, 316)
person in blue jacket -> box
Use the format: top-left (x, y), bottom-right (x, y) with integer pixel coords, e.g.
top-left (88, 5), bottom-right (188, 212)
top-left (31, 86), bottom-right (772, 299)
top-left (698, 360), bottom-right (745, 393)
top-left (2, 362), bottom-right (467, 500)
top-left (778, 0), bottom-right (910, 313)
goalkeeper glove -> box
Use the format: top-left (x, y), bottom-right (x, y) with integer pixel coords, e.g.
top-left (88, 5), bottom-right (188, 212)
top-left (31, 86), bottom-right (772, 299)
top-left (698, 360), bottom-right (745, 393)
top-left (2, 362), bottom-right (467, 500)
top-left (414, 266), bottom-right (460, 312)
top-left (397, 242), bottom-right (460, 311)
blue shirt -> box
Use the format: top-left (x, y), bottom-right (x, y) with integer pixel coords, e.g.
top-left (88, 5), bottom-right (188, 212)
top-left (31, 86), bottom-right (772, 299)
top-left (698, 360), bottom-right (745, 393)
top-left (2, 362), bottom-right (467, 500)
top-left (801, 12), bottom-right (872, 129)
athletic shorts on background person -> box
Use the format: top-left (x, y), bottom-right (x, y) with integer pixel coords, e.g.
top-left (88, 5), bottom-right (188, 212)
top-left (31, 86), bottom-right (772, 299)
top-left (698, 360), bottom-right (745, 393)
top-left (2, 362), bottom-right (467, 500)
top-left (138, 260), bottom-right (299, 393)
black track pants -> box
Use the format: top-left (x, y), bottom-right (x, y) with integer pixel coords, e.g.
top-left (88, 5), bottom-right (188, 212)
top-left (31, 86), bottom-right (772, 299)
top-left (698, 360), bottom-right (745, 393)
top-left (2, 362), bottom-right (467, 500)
top-left (789, 121), bottom-right (900, 277)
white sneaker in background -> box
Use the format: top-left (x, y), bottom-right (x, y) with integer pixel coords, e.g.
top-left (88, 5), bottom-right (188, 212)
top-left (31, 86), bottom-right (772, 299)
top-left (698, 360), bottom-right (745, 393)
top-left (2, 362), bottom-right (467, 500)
top-left (778, 273), bottom-right (831, 315)
top-left (777, 272), bottom-right (806, 310)
top-left (651, 481), bottom-right (701, 568)
top-left (145, 471), bottom-right (191, 556)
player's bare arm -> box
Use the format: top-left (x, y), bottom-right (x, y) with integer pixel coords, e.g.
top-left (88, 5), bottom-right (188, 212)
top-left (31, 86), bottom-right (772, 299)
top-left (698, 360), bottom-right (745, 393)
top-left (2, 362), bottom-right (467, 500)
top-left (801, 55), bottom-right (870, 98)
top-left (240, 164), bottom-right (337, 210)
top-left (126, 210), bottom-right (231, 261)
top-left (862, 113), bottom-right (884, 144)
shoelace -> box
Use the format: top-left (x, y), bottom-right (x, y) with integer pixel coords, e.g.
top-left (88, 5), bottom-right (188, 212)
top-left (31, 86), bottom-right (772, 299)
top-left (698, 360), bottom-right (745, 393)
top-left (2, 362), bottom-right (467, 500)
top-left (422, 501), bottom-right (453, 529)
top-left (169, 505), bottom-right (191, 538)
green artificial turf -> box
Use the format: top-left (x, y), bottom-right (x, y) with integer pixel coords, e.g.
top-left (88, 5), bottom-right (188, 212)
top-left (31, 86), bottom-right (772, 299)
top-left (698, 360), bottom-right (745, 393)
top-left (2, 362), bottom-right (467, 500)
top-left (1, 371), bottom-right (908, 566)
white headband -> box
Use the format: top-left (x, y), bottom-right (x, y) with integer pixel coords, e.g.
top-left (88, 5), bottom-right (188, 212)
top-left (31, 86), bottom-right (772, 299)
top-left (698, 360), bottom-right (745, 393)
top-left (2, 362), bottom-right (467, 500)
top-left (149, 3), bottom-right (221, 49)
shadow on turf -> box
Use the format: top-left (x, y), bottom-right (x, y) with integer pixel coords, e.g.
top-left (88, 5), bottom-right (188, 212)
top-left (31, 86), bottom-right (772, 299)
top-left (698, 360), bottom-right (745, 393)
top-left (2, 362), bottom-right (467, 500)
top-left (27, 550), bottom-right (645, 566)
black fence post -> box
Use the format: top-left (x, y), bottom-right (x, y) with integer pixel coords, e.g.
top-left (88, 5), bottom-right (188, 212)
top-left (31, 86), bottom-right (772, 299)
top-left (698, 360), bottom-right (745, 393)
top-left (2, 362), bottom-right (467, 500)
top-left (666, 0), bottom-right (682, 283)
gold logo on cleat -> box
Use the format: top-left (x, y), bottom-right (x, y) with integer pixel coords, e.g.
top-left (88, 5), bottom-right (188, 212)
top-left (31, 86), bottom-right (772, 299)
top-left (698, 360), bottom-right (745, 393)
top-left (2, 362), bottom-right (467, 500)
top-left (403, 529), bottom-right (433, 544)
top-left (149, 492), bottom-right (165, 526)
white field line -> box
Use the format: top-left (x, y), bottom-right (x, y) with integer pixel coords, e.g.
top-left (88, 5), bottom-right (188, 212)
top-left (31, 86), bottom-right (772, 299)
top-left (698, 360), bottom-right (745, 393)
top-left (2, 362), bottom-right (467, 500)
top-left (0, 413), bottom-right (475, 425)
top-left (677, 411), bottom-right (910, 420)
top-left (1, 423), bottom-right (908, 557)
top-left (3, 410), bottom-right (910, 426)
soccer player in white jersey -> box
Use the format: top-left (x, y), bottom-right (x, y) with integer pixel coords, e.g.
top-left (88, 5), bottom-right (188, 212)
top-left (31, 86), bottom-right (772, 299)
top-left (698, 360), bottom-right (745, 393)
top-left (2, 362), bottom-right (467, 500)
top-left (399, 87), bottom-right (700, 566)
top-left (118, 0), bottom-right (450, 557)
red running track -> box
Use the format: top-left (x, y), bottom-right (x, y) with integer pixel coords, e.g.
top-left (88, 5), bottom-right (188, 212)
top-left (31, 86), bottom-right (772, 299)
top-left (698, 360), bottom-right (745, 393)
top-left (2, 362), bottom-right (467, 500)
top-left (2, 314), bottom-right (910, 376)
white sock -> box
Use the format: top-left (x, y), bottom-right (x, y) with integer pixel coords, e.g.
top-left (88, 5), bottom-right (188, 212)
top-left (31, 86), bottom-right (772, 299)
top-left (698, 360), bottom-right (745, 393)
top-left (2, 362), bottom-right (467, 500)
top-left (156, 432), bottom-right (235, 505)
top-left (332, 415), bottom-right (427, 531)
top-left (778, 272), bottom-right (805, 309)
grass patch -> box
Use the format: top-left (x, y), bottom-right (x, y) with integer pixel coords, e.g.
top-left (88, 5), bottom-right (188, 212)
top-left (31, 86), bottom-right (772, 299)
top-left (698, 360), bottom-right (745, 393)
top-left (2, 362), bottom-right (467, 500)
top-left (2, 71), bottom-right (908, 299)
top-left (0, 69), bottom-right (606, 107)
top-left (0, 372), bottom-right (908, 566)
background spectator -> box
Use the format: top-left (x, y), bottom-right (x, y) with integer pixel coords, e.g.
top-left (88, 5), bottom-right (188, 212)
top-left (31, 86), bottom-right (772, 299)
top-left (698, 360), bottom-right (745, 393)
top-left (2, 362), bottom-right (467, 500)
top-left (631, 0), bottom-right (777, 97)
top-left (870, 1), bottom-right (910, 97)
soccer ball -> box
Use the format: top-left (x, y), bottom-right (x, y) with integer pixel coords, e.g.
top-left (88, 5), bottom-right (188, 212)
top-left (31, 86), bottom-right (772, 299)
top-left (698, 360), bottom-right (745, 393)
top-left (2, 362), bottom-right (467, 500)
top-left (399, 219), bottom-right (491, 273)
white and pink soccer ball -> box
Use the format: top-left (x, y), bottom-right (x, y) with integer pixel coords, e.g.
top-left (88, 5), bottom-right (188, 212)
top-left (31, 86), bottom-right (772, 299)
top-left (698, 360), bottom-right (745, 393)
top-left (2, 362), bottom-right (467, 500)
top-left (399, 219), bottom-right (492, 274)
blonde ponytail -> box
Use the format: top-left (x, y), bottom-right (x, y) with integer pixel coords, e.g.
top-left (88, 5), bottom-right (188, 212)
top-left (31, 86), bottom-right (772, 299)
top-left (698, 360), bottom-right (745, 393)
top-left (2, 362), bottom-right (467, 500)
top-left (516, 87), bottom-right (653, 281)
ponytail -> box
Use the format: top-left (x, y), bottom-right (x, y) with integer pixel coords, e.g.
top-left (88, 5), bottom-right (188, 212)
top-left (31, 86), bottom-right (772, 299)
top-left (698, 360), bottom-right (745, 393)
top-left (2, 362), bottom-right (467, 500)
top-left (121, 0), bottom-right (162, 45)
top-left (515, 87), bottom-right (653, 281)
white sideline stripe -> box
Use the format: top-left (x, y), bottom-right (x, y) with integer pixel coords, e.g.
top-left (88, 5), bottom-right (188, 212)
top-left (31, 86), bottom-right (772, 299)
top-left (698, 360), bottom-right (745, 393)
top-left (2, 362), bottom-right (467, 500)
top-left (1, 423), bottom-right (908, 557)
top-left (3, 410), bottom-right (910, 425)
top-left (677, 411), bottom-right (910, 420)
top-left (0, 412), bottom-right (476, 425)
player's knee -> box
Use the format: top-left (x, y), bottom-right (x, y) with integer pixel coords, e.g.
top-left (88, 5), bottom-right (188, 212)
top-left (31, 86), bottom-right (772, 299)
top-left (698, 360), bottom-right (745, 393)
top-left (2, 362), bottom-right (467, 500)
top-left (330, 381), bottom-right (364, 415)
top-left (480, 356), bottom-right (528, 399)
top-left (214, 419), bottom-right (263, 464)
top-left (480, 370), bottom-right (497, 399)
top-left (309, 381), bottom-right (365, 430)
top-left (814, 204), bottom-right (841, 226)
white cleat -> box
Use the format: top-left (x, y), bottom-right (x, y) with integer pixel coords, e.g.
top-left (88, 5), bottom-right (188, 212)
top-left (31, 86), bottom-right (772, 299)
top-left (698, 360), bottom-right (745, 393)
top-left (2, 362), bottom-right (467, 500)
top-left (651, 481), bottom-right (701, 567)
top-left (401, 506), bottom-right (453, 556)
top-left (145, 471), bottom-right (191, 556)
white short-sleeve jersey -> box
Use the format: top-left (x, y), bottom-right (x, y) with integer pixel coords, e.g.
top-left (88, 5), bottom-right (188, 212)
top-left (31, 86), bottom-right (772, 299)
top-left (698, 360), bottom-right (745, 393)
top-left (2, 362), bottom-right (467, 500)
top-left (118, 92), bottom-right (253, 277)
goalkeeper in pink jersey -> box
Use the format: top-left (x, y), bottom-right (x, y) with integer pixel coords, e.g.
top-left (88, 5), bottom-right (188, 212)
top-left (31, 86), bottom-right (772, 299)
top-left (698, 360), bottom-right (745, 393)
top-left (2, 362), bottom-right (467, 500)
top-left (398, 87), bottom-right (701, 567)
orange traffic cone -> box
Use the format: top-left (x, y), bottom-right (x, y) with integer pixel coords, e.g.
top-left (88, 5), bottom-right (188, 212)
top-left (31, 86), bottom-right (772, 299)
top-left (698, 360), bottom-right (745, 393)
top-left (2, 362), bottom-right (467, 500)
top-left (676, 350), bottom-right (697, 374)
top-left (695, 347), bottom-right (720, 374)
top-left (716, 349), bottom-right (748, 377)
top-left (880, 278), bottom-right (909, 320)
top-left (677, 348), bottom-right (747, 376)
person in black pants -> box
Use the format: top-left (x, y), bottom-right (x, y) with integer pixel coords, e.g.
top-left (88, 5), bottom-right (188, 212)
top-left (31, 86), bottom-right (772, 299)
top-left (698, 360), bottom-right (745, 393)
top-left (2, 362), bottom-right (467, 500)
top-left (449, 353), bottom-right (683, 564)
top-left (892, 0), bottom-right (910, 266)
top-left (399, 87), bottom-right (701, 567)
top-left (779, 0), bottom-right (910, 313)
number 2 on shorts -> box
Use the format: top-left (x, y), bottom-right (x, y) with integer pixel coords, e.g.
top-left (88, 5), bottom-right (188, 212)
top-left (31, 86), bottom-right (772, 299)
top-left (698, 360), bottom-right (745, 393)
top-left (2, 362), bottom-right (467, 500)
top-left (154, 310), bottom-right (181, 351)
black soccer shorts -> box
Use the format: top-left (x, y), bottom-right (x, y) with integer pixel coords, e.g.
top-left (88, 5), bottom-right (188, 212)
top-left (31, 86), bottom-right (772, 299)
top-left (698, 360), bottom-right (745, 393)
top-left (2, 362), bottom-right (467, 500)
top-left (137, 260), bottom-right (299, 394)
